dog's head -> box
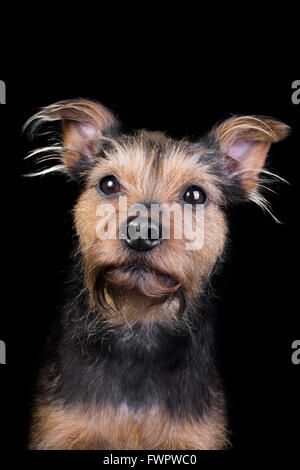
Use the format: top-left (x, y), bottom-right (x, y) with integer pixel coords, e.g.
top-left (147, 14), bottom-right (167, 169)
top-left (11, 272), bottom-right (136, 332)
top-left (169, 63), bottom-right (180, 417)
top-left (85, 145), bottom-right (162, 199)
top-left (25, 99), bottom-right (289, 326)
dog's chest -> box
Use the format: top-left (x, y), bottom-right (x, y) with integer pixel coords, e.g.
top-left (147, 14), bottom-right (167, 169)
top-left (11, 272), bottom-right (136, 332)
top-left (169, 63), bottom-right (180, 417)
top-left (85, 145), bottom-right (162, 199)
top-left (33, 400), bottom-right (228, 450)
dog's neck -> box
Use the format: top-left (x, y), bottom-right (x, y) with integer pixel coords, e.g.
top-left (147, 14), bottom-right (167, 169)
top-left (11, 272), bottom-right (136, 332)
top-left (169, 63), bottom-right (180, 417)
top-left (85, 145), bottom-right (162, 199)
top-left (48, 266), bottom-right (221, 419)
top-left (68, 271), bottom-right (215, 359)
top-left (70, 249), bottom-right (219, 353)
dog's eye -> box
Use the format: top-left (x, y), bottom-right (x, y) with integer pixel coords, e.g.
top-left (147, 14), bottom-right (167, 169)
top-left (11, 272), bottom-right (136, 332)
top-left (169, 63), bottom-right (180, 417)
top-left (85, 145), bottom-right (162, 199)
top-left (182, 186), bottom-right (206, 205)
top-left (98, 175), bottom-right (121, 195)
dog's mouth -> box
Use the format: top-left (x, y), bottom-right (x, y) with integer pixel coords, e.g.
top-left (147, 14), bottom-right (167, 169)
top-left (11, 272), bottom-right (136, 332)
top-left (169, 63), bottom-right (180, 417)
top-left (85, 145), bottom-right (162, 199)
top-left (104, 265), bottom-right (180, 298)
top-left (93, 264), bottom-right (186, 316)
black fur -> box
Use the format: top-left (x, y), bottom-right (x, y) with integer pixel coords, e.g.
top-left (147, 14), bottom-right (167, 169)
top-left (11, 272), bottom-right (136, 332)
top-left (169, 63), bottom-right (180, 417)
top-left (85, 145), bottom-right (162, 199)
top-left (35, 255), bottom-right (226, 420)
top-left (32, 130), bottom-right (245, 427)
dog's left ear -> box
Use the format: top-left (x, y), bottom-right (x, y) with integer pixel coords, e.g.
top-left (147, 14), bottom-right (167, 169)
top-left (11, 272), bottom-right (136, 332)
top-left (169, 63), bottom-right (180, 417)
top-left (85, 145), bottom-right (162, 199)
top-left (211, 116), bottom-right (290, 194)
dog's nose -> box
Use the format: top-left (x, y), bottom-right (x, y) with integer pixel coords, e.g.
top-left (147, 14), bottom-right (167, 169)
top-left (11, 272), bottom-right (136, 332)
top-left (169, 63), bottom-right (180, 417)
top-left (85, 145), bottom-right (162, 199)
top-left (120, 217), bottom-right (163, 251)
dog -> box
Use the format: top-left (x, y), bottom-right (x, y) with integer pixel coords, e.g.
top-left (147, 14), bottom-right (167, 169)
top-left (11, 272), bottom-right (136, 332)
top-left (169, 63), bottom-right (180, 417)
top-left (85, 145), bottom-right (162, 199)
top-left (24, 99), bottom-right (289, 449)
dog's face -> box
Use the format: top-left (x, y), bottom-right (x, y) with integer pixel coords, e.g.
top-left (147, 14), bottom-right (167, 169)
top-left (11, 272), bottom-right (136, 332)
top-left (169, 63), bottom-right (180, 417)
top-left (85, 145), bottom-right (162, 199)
top-left (74, 131), bottom-right (228, 313)
top-left (26, 100), bottom-right (289, 325)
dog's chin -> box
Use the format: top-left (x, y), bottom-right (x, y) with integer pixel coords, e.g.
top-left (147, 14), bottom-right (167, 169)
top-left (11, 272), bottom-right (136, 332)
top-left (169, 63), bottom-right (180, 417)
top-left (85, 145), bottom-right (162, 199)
top-left (103, 265), bottom-right (180, 299)
top-left (93, 265), bottom-right (187, 319)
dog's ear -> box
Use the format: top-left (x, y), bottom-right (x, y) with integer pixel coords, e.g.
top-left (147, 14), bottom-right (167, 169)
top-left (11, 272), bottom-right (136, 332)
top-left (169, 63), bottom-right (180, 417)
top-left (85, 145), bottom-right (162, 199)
top-left (211, 116), bottom-right (290, 195)
top-left (25, 99), bottom-right (119, 171)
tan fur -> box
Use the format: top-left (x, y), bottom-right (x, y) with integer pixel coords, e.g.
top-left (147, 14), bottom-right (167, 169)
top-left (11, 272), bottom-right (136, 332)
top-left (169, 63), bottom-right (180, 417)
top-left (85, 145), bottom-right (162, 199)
top-left (214, 115), bottom-right (289, 147)
top-left (29, 399), bottom-right (228, 450)
top-left (24, 99), bottom-right (118, 170)
top-left (213, 116), bottom-right (290, 194)
top-left (74, 132), bottom-right (227, 325)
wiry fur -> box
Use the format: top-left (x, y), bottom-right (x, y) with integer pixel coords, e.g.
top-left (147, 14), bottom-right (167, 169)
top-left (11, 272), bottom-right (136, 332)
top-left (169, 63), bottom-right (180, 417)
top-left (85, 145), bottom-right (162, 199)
top-left (25, 100), bottom-right (289, 450)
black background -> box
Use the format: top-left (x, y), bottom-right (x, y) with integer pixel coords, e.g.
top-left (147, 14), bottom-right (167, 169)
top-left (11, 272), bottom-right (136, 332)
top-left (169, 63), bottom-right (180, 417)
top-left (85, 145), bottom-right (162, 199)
top-left (0, 75), bottom-right (299, 462)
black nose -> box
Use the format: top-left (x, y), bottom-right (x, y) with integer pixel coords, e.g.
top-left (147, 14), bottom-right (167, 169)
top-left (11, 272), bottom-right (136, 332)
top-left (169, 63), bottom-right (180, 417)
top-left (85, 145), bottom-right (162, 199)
top-left (120, 217), bottom-right (163, 252)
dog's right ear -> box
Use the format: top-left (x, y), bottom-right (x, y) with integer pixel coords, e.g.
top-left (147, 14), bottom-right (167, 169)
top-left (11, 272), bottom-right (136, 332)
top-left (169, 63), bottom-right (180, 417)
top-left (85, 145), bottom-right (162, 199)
top-left (25, 99), bottom-right (119, 173)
